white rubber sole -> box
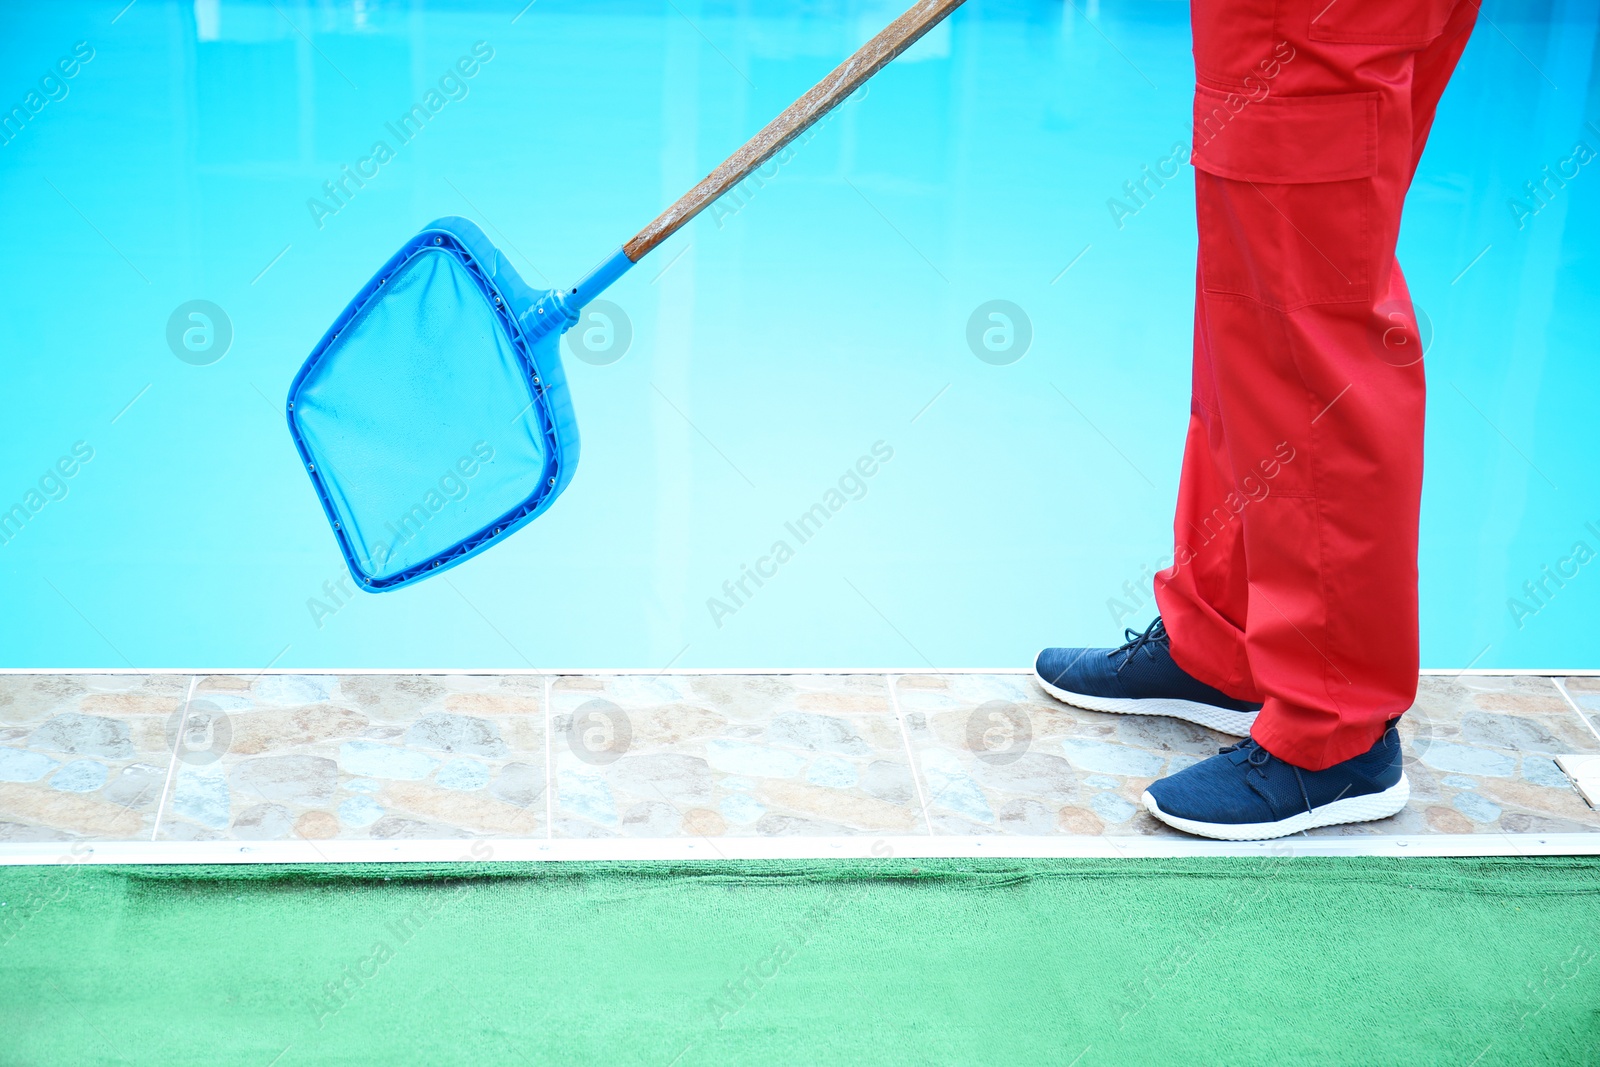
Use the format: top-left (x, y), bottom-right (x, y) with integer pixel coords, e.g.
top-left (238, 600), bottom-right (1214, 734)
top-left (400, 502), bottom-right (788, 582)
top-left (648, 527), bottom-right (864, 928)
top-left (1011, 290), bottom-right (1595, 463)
top-left (1140, 775), bottom-right (1411, 841)
top-left (1033, 660), bottom-right (1258, 737)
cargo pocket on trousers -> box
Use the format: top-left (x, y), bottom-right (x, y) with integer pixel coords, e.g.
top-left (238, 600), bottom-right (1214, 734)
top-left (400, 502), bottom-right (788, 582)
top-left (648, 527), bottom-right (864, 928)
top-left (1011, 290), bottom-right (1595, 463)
top-left (1191, 86), bottom-right (1377, 310)
top-left (1305, 0), bottom-right (1452, 46)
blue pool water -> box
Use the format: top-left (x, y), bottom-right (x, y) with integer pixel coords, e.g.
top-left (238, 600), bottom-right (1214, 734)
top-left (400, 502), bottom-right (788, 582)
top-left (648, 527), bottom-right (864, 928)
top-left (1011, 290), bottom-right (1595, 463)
top-left (1, 0), bottom-right (1596, 670)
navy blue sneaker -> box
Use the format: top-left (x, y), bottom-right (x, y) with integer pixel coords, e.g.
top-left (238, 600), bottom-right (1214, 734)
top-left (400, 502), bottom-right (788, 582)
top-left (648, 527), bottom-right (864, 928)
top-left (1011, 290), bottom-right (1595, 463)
top-left (1143, 724), bottom-right (1409, 840)
top-left (1034, 618), bottom-right (1261, 736)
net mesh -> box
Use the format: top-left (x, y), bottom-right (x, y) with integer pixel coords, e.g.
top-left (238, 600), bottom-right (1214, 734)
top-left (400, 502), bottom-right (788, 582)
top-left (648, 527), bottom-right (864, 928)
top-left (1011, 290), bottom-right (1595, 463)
top-left (292, 247), bottom-right (550, 582)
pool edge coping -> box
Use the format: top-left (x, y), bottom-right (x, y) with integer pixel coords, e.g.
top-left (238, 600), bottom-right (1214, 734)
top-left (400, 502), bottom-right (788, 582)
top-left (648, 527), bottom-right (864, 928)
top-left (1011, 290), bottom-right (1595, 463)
top-left (2, 668), bottom-right (1598, 676)
top-left (4, 833), bottom-right (1600, 865)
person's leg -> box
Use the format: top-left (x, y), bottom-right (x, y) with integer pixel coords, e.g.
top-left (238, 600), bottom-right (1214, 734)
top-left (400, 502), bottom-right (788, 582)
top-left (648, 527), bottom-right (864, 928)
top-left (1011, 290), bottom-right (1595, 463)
top-left (1136, 0), bottom-right (1480, 839)
top-left (1154, 0), bottom-right (1478, 773)
top-left (1034, 288), bottom-right (1265, 739)
top-left (1030, 0), bottom-right (1478, 786)
top-left (1147, 273), bottom-right (1262, 705)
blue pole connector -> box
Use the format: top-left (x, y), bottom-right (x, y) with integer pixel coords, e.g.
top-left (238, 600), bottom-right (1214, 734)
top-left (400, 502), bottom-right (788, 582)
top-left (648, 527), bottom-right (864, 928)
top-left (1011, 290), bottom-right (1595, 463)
top-left (522, 245), bottom-right (636, 343)
top-left (569, 246), bottom-right (635, 309)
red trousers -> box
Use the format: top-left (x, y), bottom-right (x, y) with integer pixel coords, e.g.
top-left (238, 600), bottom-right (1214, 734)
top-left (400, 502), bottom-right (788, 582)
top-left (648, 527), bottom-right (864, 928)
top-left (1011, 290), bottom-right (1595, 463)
top-left (1153, 0), bottom-right (1479, 769)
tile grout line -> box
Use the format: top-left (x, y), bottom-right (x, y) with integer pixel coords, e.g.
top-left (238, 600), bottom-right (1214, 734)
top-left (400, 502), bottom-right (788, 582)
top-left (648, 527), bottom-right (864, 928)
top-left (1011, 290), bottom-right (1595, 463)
top-left (1509, 679), bottom-right (1594, 856)
top-left (543, 675), bottom-right (554, 841)
top-left (1552, 677), bottom-right (1600, 744)
top-left (885, 673), bottom-right (935, 837)
top-left (150, 675), bottom-right (198, 842)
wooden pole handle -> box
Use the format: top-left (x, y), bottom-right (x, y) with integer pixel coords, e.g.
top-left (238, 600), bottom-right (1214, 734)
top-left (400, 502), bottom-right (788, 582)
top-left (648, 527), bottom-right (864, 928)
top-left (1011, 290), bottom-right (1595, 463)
top-left (622, 0), bottom-right (967, 262)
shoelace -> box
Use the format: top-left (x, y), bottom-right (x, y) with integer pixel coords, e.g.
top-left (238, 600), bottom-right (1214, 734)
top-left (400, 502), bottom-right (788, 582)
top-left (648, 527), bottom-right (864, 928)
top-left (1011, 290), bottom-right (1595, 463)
top-left (1220, 738), bottom-right (1315, 816)
top-left (1107, 617), bottom-right (1169, 674)
top-left (1221, 739), bottom-right (1272, 768)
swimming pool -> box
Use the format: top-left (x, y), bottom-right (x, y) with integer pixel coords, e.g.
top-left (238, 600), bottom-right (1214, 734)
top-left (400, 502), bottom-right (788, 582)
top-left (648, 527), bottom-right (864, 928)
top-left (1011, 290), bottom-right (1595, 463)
top-left (2, 0), bottom-right (1596, 671)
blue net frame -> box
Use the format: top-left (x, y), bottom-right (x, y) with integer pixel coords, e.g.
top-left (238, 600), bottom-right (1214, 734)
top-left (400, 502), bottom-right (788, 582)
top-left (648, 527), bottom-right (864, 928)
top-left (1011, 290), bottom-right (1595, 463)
top-left (285, 217), bottom-right (579, 593)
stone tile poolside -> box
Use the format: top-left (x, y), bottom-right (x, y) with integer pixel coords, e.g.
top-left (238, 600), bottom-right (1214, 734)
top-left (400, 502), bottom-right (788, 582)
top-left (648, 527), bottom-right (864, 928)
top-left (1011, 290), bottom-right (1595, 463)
top-left (550, 674), bottom-right (923, 839)
top-left (1, 672), bottom-right (1597, 856)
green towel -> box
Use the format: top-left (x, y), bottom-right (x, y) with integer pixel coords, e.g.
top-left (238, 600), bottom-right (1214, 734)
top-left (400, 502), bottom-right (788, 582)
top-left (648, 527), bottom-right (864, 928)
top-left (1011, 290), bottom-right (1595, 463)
top-left (2, 857), bottom-right (1597, 1065)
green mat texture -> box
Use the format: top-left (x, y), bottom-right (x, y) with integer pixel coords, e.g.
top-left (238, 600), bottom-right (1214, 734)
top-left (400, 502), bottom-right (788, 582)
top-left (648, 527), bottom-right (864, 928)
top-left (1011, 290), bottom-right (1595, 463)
top-left (2, 857), bottom-right (1598, 1065)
